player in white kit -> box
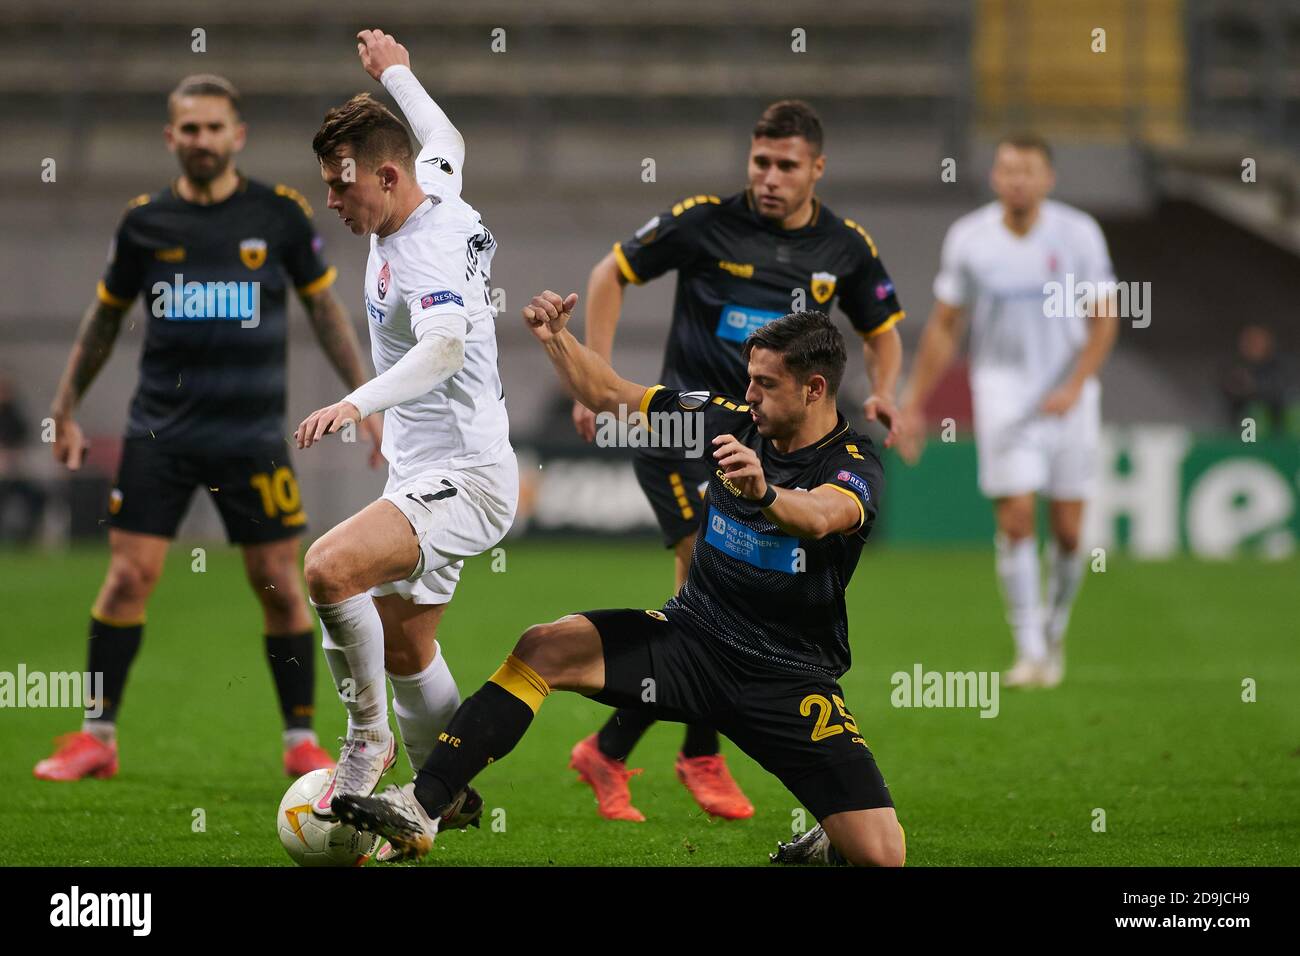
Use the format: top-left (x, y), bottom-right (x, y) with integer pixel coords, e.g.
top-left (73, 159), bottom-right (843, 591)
top-left (898, 134), bottom-right (1118, 688)
top-left (292, 31), bottom-right (517, 840)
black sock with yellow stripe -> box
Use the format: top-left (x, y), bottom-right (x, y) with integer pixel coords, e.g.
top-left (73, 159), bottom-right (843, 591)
top-left (413, 654), bottom-right (550, 816)
top-left (86, 614), bottom-right (144, 724)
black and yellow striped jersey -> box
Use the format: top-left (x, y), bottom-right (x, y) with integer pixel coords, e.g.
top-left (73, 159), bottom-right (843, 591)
top-left (613, 189), bottom-right (905, 404)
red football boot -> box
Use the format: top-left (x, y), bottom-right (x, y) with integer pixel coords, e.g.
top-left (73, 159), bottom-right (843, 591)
top-left (675, 752), bottom-right (754, 819)
top-left (284, 737), bottom-right (336, 777)
top-left (34, 731), bottom-right (118, 781)
top-left (569, 734), bottom-right (646, 822)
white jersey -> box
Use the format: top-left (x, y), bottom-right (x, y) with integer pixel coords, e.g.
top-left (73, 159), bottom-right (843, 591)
top-left (933, 199), bottom-right (1114, 421)
top-left (360, 66), bottom-right (510, 485)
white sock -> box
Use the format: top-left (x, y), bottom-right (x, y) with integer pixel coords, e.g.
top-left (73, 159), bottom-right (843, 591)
top-left (82, 720), bottom-right (115, 744)
top-left (1045, 540), bottom-right (1086, 649)
top-left (314, 592), bottom-right (390, 737)
top-left (388, 643), bottom-right (460, 773)
top-left (282, 728), bottom-right (318, 749)
top-left (995, 534), bottom-right (1047, 662)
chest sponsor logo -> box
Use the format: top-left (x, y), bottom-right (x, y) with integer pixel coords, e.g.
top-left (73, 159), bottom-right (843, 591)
top-left (705, 506), bottom-right (800, 573)
top-left (811, 271), bottom-right (837, 304)
top-left (364, 294), bottom-right (386, 325)
top-left (835, 469), bottom-right (871, 501)
top-left (420, 290), bottom-right (463, 309)
top-left (150, 274), bottom-right (260, 327)
top-left (239, 238), bottom-right (267, 270)
top-left (716, 302), bottom-right (784, 343)
top-left (718, 260), bottom-right (754, 278)
top-left (377, 261), bottom-right (390, 298)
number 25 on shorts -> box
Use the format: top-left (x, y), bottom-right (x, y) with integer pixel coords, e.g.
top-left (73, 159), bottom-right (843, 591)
top-left (800, 693), bottom-right (868, 747)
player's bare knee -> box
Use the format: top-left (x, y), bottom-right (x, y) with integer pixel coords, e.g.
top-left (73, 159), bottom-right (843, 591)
top-left (303, 539), bottom-right (354, 603)
top-left (511, 622), bottom-right (557, 672)
top-left (838, 833), bottom-right (905, 868)
top-left (102, 557), bottom-right (159, 607)
top-left (998, 512), bottom-right (1035, 542)
top-left (1054, 530), bottom-right (1080, 554)
top-left (513, 618), bottom-right (591, 687)
top-left (253, 572), bottom-right (304, 621)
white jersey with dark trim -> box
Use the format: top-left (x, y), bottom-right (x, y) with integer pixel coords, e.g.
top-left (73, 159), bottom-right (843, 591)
top-left (359, 65), bottom-right (509, 484)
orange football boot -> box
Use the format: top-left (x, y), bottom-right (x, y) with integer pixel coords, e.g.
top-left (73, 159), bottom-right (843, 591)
top-left (569, 733), bottom-right (646, 822)
top-left (284, 737), bottom-right (336, 777)
top-left (33, 731), bottom-right (118, 781)
top-left (675, 752), bottom-right (754, 819)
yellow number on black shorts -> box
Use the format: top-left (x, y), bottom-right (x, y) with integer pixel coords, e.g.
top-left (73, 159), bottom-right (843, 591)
top-left (249, 466), bottom-right (301, 517)
top-left (799, 694), bottom-right (844, 741)
top-left (800, 692), bottom-right (868, 746)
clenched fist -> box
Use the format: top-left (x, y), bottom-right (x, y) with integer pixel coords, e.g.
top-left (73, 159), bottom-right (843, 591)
top-left (357, 29), bottom-right (410, 81)
top-left (522, 291), bottom-right (579, 344)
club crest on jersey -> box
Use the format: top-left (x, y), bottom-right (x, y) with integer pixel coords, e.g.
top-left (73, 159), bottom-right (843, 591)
top-left (811, 271), bottom-right (837, 304)
top-left (239, 238), bottom-right (267, 270)
top-left (377, 261), bottom-right (391, 298)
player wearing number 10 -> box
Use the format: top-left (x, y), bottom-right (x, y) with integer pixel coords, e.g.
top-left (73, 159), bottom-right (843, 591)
top-left (35, 73), bottom-right (383, 783)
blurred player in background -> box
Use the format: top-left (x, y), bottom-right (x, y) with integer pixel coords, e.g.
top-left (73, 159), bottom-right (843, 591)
top-left (34, 73), bottom-right (382, 783)
top-left (335, 290), bottom-right (904, 867)
top-left (568, 99), bottom-right (907, 821)
top-left (898, 134), bottom-right (1118, 688)
top-left (294, 31), bottom-right (516, 856)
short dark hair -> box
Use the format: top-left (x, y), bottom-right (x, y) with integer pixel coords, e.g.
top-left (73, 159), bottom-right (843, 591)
top-left (997, 132), bottom-right (1053, 165)
top-left (753, 99), bottom-right (823, 154)
top-left (168, 73), bottom-right (240, 118)
top-left (312, 93), bottom-right (415, 172)
top-left (742, 310), bottom-right (847, 395)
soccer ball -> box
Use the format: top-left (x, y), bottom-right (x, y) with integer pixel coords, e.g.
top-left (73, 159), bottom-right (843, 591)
top-left (277, 769), bottom-right (379, 867)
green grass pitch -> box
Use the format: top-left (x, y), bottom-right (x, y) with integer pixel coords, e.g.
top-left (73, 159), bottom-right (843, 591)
top-left (1, 541), bottom-right (1296, 866)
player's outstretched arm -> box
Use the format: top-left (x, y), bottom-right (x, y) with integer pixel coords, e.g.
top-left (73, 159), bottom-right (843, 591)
top-left (524, 290), bottom-right (647, 418)
top-left (357, 30), bottom-right (463, 159)
top-left (49, 297), bottom-right (127, 470)
top-left (711, 435), bottom-right (862, 539)
top-left (572, 250), bottom-right (631, 442)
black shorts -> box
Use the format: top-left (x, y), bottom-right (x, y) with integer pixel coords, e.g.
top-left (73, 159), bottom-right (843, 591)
top-left (107, 438), bottom-right (307, 544)
top-left (581, 607), bottom-right (893, 821)
top-left (631, 448), bottom-right (711, 548)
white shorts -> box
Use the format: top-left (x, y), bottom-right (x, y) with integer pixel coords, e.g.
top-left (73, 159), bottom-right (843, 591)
top-left (370, 451), bottom-right (519, 605)
top-left (972, 377), bottom-right (1100, 500)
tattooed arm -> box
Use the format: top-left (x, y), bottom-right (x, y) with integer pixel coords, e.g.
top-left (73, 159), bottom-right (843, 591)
top-left (49, 298), bottom-right (127, 470)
